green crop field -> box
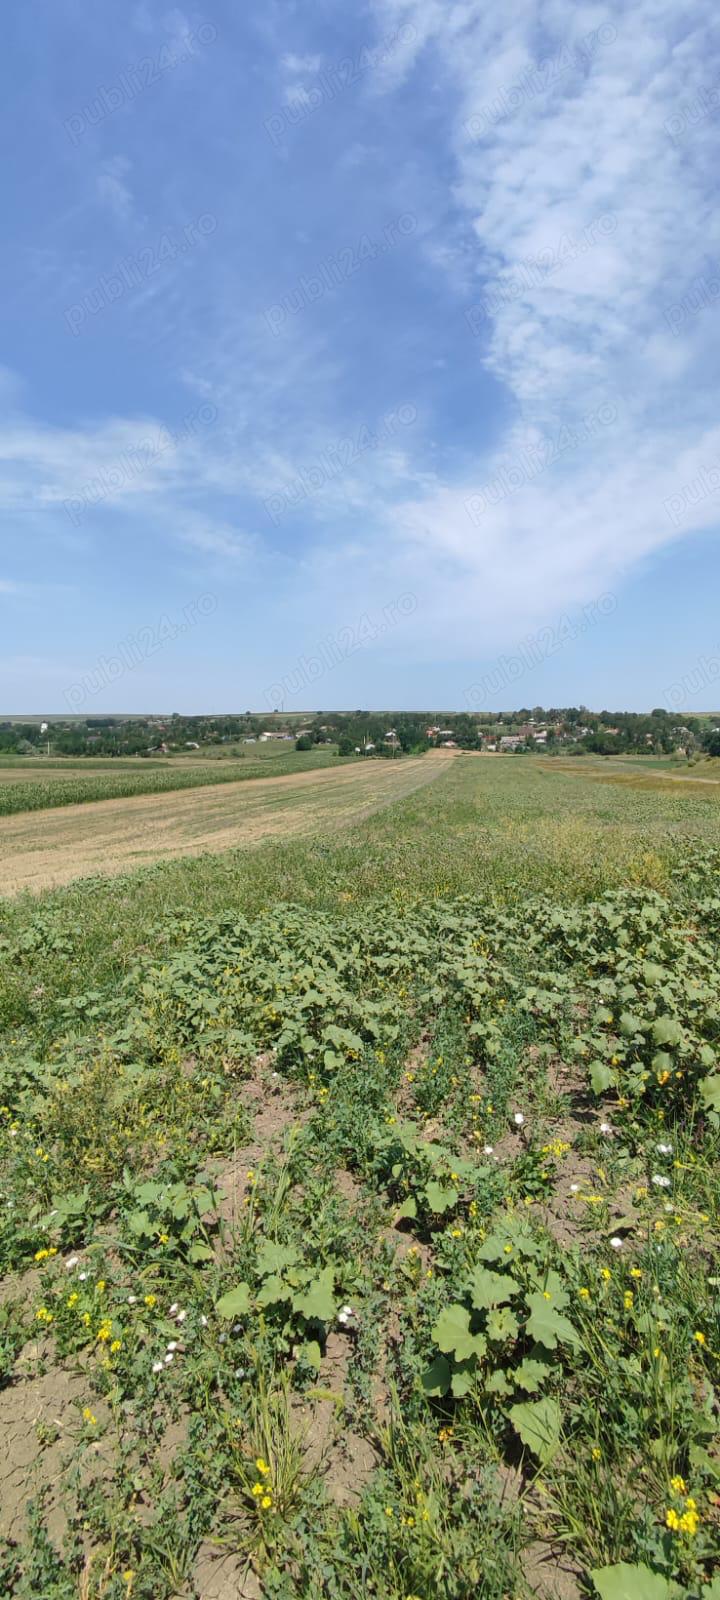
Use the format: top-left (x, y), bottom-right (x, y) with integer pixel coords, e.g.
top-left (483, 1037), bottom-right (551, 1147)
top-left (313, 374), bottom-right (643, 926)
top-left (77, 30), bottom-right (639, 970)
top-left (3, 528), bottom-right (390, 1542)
top-left (0, 755), bottom-right (718, 1599)
top-left (0, 747), bottom-right (346, 818)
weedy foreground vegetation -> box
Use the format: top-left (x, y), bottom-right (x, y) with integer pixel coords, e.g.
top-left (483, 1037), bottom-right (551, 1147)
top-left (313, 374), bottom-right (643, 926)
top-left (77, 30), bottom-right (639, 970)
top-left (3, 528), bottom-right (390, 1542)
top-left (0, 757), bottom-right (719, 1600)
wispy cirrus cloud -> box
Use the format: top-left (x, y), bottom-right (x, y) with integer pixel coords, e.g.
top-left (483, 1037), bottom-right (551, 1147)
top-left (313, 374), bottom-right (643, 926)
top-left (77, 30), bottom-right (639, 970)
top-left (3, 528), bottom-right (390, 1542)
top-left (95, 155), bottom-right (135, 222)
top-left (338, 0), bottom-right (720, 651)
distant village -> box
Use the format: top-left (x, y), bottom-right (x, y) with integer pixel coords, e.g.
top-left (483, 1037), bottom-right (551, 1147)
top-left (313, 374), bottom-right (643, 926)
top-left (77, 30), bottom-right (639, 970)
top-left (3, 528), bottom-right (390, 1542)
top-left (2, 707), bottom-right (719, 759)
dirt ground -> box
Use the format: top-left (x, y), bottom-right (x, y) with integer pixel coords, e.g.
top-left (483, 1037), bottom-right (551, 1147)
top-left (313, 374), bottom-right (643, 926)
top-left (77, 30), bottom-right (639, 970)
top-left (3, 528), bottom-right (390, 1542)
top-left (0, 753), bottom-right (454, 897)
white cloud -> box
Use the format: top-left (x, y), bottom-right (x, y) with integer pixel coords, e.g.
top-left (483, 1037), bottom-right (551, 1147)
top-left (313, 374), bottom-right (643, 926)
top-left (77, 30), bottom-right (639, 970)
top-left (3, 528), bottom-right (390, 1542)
top-left (280, 52), bottom-right (322, 74)
top-left (355, 0), bottom-right (720, 648)
top-left (95, 156), bottom-right (134, 223)
top-left (177, 516), bottom-right (257, 562)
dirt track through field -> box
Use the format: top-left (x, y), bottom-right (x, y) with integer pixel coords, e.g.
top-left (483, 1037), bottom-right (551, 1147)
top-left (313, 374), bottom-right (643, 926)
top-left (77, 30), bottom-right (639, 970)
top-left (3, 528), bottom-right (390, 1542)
top-left (0, 753), bottom-right (453, 896)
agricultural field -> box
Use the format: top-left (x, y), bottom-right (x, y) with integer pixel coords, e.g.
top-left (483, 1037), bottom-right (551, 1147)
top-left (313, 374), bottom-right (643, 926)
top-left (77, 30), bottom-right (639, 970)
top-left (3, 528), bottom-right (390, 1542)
top-left (0, 747), bottom-right (347, 820)
top-left (0, 756), bottom-right (719, 1599)
top-left (0, 755), bottom-right (447, 897)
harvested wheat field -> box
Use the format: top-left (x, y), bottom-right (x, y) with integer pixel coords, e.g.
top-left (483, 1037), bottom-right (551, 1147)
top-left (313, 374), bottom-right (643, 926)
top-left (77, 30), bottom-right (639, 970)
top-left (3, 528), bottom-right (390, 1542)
top-left (0, 752), bottom-right (454, 896)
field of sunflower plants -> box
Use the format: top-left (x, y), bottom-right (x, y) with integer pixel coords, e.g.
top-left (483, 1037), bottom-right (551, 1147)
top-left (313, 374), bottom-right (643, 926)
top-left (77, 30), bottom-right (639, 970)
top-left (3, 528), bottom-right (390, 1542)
top-left (0, 759), bottom-right (719, 1599)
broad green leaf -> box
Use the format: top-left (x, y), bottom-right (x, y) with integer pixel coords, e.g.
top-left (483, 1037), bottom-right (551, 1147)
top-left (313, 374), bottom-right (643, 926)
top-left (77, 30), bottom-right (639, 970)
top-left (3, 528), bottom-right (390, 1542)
top-left (486, 1306), bottom-right (519, 1343)
top-left (215, 1282), bottom-right (252, 1319)
top-left (514, 1357), bottom-right (551, 1392)
top-left (396, 1195), bottom-right (417, 1220)
top-left (525, 1291), bottom-right (578, 1350)
top-left (467, 1266), bottom-right (520, 1310)
top-left (700, 1074), bottom-right (720, 1112)
top-left (590, 1061), bottom-right (615, 1094)
top-left (293, 1265), bottom-right (336, 1323)
top-left (188, 1241), bottom-right (214, 1263)
top-left (424, 1180), bottom-right (458, 1215)
top-left (432, 1304), bottom-right (486, 1362)
top-left (256, 1240), bottom-right (299, 1276)
top-left (590, 1562), bottom-right (670, 1600)
top-left (421, 1355), bottom-right (450, 1396)
top-left (651, 1016), bottom-right (682, 1047)
top-left (485, 1368), bottom-right (512, 1396)
top-left (257, 1273), bottom-right (291, 1307)
top-left (126, 1209), bottom-right (154, 1238)
top-left (298, 1339), bottom-right (322, 1369)
top-left (450, 1367), bottom-right (474, 1397)
top-left (508, 1396), bottom-right (561, 1463)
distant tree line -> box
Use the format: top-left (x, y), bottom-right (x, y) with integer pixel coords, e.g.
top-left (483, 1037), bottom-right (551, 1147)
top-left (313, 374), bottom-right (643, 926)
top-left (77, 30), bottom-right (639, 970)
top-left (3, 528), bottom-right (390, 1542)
top-left (1, 707), bottom-right (718, 759)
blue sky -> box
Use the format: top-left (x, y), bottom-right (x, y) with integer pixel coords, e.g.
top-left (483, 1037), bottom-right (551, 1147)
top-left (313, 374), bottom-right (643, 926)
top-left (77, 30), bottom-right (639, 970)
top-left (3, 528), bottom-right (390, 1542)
top-left (1, 0), bottom-right (719, 714)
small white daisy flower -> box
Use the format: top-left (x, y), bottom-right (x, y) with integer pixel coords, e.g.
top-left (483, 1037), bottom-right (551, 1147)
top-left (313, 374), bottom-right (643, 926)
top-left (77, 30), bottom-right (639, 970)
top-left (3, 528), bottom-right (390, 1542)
top-left (65, 1256), bottom-right (79, 1270)
top-left (152, 1361), bottom-right (163, 1373)
top-left (513, 1113), bottom-right (525, 1127)
top-left (483, 1144), bottom-right (494, 1155)
top-left (652, 1175), bottom-right (671, 1188)
top-left (656, 1142), bottom-right (672, 1155)
top-left (610, 1236), bottom-right (624, 1250)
